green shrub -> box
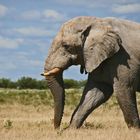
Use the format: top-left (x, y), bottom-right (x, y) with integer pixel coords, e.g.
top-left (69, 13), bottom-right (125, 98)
top-left (64, 79), bottom-right (80, 89)
top-left (65, 89), bottom-right (82, 107)
top-left (64, 79), bottom-right (87, 89)
top-left (17, 77), bottom-right (38, 89)
top-left (0, 77), bottom-right (87, 89)
top-left (0, 89), bottom-right (140, 110)
top-left (4, 120), bottom-right (13, 129)
top-left (0, 89), bottom-right (53, 106)
top-left (0, 78), bottom-right (17, 88)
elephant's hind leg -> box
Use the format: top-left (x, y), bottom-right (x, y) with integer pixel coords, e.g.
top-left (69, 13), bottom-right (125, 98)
top-left (114, 82), bottom-right (140, 129)
top-left (69, 81), bottom-right (113, 128)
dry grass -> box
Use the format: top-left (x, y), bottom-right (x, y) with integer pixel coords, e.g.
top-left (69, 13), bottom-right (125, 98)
top-left (0, 89), bottom-right (140, 140)
top-left (0, 104), bottom-right (140, 140)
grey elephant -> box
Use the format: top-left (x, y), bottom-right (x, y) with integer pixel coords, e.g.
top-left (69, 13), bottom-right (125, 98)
top-left (41, 16), bottom-right (140, 129)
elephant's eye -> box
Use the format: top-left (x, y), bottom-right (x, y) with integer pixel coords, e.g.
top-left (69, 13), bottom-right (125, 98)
top-left (63, 44), bottom-right (70, 50)
top-left (63, 43), bottom-right (76, 54)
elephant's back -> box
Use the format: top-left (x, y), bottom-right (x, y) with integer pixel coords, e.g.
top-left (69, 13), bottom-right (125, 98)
top-left (104, 17), bottom-right (140, 31)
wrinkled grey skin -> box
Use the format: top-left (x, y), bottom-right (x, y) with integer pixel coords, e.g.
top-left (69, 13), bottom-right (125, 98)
top-left (44, 16), bottom-right (140, 129)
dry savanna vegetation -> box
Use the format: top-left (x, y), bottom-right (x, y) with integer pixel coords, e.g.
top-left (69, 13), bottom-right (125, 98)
top-left (0, 88), bottom-right (140, 140)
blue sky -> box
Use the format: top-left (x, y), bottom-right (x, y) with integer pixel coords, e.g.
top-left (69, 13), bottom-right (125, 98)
top-left (0, 0), bottom-right (140, 80)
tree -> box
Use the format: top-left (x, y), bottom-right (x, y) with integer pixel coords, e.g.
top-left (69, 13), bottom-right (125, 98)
top-left (64, 79), bottom-right (80, 89)
top-left (17, 77), bottom-right (37, 89)
top-left (78, 80), bottom-right (87, 88)
top-left (36, 79), bottom-right (48, 89)
top-left (0, 77), bottom-right (87, 89)
top-left (0, 78), bottom-right (11, 88)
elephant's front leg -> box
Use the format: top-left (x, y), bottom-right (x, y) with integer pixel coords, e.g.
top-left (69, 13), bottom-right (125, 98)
top-left (69, 81), bottom-right (113, 128)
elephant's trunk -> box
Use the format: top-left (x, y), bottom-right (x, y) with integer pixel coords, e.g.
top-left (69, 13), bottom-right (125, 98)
top-left (46, 73), bottom-right (65, 129)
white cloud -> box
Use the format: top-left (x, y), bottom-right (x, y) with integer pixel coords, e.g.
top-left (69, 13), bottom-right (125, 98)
top-left (0, 4), bottom-right (8, 17)
top-left (21, 10), bottom-right (41, 20)
top-left (42, 9), bottom-right (64, 21)
top-left (28, 60), bottom-right (43, 67)
top-left (14, 27), bottom-right (54, 37)
top-left (13, 52), bottom-right (43, 67)
top-left (56, 0), bottom-right (90, 6)
top-left (112, 3), bottom-right (140, 14)
top-left (0, 51), bottom-right (43, 75)
top-left (20, 9), bottom-right (66, 22)
top-left (0, 62), bottom-right (17, 70)
top-left (0, 37), bottom-right (23, 49)
top-left (56, 0), bottom-right (134, 7)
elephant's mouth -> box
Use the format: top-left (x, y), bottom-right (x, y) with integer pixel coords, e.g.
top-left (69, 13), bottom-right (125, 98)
top-left (41, 67), bottom-right (62, 77)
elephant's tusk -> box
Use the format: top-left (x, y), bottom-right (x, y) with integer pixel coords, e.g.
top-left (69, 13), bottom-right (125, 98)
top-left (41, 72), bottom-right (51, 76)
top-left (41, 68), bottom-right (61, 76)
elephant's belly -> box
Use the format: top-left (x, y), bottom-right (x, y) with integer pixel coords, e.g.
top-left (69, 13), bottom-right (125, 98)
top-left (90, 62), bottom-right (113, 85)
top-left (90, 53), bottom-right (140, 87)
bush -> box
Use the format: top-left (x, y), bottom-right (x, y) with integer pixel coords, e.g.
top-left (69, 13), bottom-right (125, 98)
top-left (36, 80), bottom-right (48, 89)
top-left (0, 77), bottom-right (86, 89)
top-left (64, 79), bottom-right (87, 89)
top-left (0, 78), bottom-right (17, 88)
top-left (0, 89), bottom-right (53, 106)
top-left (17, 77), bottom-right (38, 89)
top-left (78, 80), bottom-right (87, 87)
top-left (64, 79), bottom-right (79, 89)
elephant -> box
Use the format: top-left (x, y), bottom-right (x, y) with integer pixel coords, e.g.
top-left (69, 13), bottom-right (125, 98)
top-left (41, 16), bottom-right (140, 129)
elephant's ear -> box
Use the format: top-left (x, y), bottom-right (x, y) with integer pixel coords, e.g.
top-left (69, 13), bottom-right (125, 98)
top-left (83, 29), bottom-right (122, 73)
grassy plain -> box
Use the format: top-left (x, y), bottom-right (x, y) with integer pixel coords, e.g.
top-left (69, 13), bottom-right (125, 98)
top-left (0, 88), bottom-right (140, 140)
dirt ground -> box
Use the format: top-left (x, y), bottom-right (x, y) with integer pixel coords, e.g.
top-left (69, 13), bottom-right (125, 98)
top-left (0, 104), bottom-right (140, 140)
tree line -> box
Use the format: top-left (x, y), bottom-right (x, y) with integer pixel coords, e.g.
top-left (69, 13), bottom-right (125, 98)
top-left (0, 77), bottom-right (86, 89)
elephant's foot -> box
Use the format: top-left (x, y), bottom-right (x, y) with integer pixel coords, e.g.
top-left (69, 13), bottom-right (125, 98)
top-left (126, 118), bottom-right (140, 129)
top-left (69, 118), bottom-right (83, 129)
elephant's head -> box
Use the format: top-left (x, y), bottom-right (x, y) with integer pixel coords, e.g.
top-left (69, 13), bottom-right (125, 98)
top-left (42, 17), bottom-right (122, 129)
